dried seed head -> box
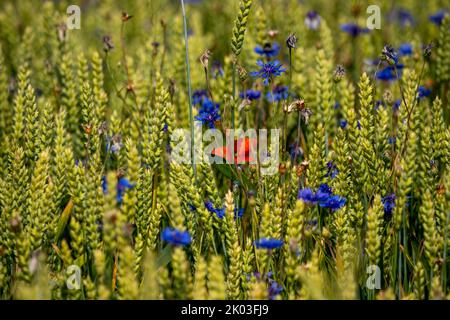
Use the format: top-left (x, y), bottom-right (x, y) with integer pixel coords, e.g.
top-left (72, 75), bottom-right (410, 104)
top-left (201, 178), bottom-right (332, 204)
top-left (238, 98), bottom-right (252, 112)
top-left (237, 64), bottom-right (248, 81)
top-left (333, 65), bottom-right (346, 83)
top-left (423, 42), bottom-right (434, 58)
top-left (278, 163), bottom-right (287, 175)
top-left (102, 35), bottom-right (114, 52)
top-left (57, 23), bottom-right (67, 42)
top-left (200, 49), bottom-right (211, 69)
top-left (98, 121), bottom-right (108, 135)
top-left (286, 33), bottom-right (297, 49)
top-left (106, 210), bottom-right (118, 224)
top-left (121, 12), bottom-right (133, 22)
top-left (383, 90), bottom-right (394, 104)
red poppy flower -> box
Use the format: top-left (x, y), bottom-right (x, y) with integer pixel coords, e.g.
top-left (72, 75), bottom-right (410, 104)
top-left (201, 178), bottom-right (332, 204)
top-left (212, 137), bottom-right (257, 163)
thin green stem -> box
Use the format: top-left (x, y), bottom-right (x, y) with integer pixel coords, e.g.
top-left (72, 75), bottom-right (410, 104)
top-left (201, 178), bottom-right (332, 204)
top-left (181, 0), bottom-right (196, 177)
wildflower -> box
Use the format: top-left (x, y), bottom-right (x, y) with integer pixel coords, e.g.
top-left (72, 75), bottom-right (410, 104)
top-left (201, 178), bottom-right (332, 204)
top-left (398, 43), bottom-right (412, 56)
top-left (212, 137), bottom-right (257, 163)
top-left (254, 238), bottom-right (284, 250)
top-left (101, 176), bottom-right (107, 194)
top-left (239, 90), bottom-right (261, 101)
top-left (429, 10), bottom-right (448, 26)
top-left (211, 61), bottom-right (224, 78)
top-left (388, 137), bottom-right (396, 144)
top-left (188, 203), bottom-right (197, 211)
top-left (250, 60), bottom-right (286, 85)
top-left (254, 42), bottom-right (281, 58)
top-left (340, 119), bottom-right (348, 129)
top-left (109, 134), bottom-right (123, 154)
top-left (195, 99), bottom-right (221, 128)
top-left (319, 195), bottom-right (346, 211)
top-left (315, 183), bottom-right (333, 202)
top-left (381, 45), bottom-right (399, 65)
top-left (340, 23), bottom-right (369, 37)
top-left (417, 86), bottom-right (431, 100)
top-left (289, 142), bottom-right (303, 161)
top-left (376, 64), bottom-right (404, 81)
top-left (116, 177), bottom-right (135, 204)
top-left (381, 193), bottom-right (396, 219)
top-left (268, 280), bottom-right (283, 300)
top-left (298, 188), bottom-right (317, 204)
top-left (161, 227), bottom-right (192, 246)
top-left (357, 120), bottom-right (362, 130)
top-left (393, 99), bottom-right (401, 111)
top-left (333, 65), bottom-right (346, 83)
top-left (286, 34), bottom-right (297, 49)
top-left (234, 207), bottom-right (244, 219)
top-left (393, 8), bottom-right (415, 27)
top-left (192, 89), bottom-right (208, 105)
top-left (325, 161), bottom-right (339, 179)
top-left (267, 85), bottom-right (289, 102)
top-left (305, 11), bottom-right (321, 30)
top-left (204, 201), bottom-right (225, 219)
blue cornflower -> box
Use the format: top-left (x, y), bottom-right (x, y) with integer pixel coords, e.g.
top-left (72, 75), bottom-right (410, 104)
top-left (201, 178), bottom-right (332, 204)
top-left (417, 86), bottom-right (431, 100)
top-left (254, 42), bottom-right (281, 58)
top-left (101, 176), bottom-right (107, 194)
top-left (374, 100), bottom-right (385, 110)
top-left (254, 238), bottom-right (284, 250)
top-left (250, 60), bottom-right (286, 85)
top-left (341, 23), bottom-right (369, 37)
top-left (429, 10), bottom-right (448, 26)
top-left (357, 120), bottom-right (362, 130)
top-left (325, 161), bottom-right (339, 179)
top-left (319, 195), bottom-right (346, 211)
top-left (188, 203), bottom-right (197, 211)
top-left (376, 64), bottom-right (404, 81)
top-left (394, 8), bottom-right (415, 27)
top-left (204, 201), bottom-right (225, 219)
top-left (340, 119), bottom-right (348, 129)
top-left (334, 102), bottom-right (341, 109)
top-left (239, 89), bottom-right (261, 101)
top-left (268, 281), bottom-right (283, 300)
top-left (192, 89), bottom-right (208, 105)
top-left (388, 137), bottom-right (396, 144)
top-left (398, 43), bottom-right (413, 56)
top-left (267, 85), bottom-right (289, 102)
top-left (234, 207), bottom-right (244, 219)
top-left (297, 188), bottom-right (318, 204)
top-left (316, 183), bottom-right (333, 202)
top-left (382, 45), bottom-right (399, 65)
top-left (161, 227), bottom-right (192, 246)
top-left (117, 177), bottom-right (135, 204)
top-left (211, 61), bottom-right (224, 78)
top-left (382, 193), bottom-right (396, 219)
top-left (305, 11), bottom-right (321, 30)
top-left (393, 99), bottom-right (402, 111)
top-left (195, 99), bottom-right (221, 128)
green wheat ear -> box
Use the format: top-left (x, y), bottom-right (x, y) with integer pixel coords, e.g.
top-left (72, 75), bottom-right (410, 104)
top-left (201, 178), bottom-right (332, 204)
top-left (231, 0), bottom-right (253, 57)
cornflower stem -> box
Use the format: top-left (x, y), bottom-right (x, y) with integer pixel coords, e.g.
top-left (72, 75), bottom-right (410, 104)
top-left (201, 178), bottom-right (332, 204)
top-left (390, 60), bottom-right (426, 178)
top-left (232, 60), bottom-right (237, 129)
top-left (181, 0), bottom-right (196, 176)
